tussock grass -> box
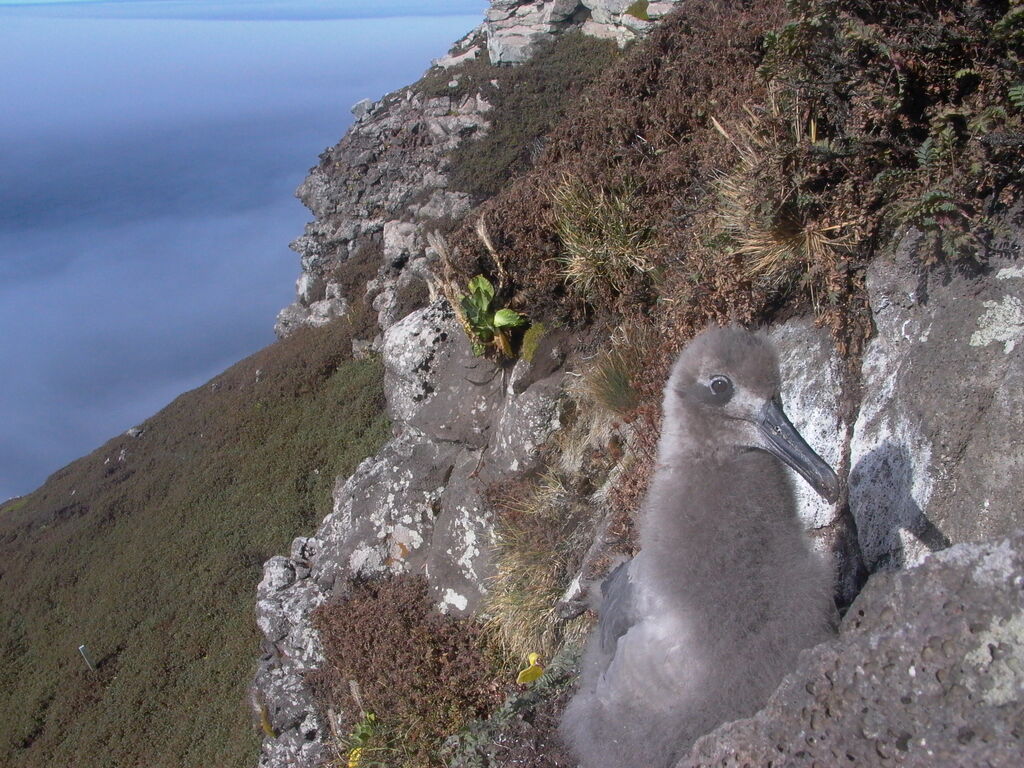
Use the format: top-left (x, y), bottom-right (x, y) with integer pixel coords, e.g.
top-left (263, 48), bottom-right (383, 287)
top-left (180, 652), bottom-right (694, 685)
top-left (709, 103), bottom-right (854, 301)
top-left (552, 175), bottom-right (658, 301)
top-left (486, 471), bottom-right (593, 663)
top-left (574, 323), bottom-right (659, 420)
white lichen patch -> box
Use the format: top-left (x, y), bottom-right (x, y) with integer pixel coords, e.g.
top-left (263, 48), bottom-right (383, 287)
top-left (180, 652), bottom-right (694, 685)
top-left (446, 504), bottom-right (491, 584)
top-left (970, 295), bottom-right (1024, 354)
top-left (996, 266), bottom-right (1024, 280)
top-left (440, 588), bottom-right (468, 614)
top-left (964, 612), bottom-right (1024, 706)
top-left (349, 543), bottom-right (382, 575)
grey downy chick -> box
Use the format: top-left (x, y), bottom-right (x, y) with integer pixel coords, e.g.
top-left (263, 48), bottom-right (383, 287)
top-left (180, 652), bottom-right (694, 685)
top-left (560, 326), bottom-right (839, 768)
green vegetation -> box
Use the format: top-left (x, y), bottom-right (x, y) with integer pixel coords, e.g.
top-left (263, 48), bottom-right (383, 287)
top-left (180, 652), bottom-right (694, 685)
top-left (626, 1), bottom-right (650, 21)
top-left (460, 274), bottom-right (527, 357)
top-left (0, 321), bottom-right (390, 768)
top-left (449, 31), bottom-right (620, 201)
top-left (309, 575), bottom-right (504, 768)
top-left (519, 321), bottom-right (547, 363)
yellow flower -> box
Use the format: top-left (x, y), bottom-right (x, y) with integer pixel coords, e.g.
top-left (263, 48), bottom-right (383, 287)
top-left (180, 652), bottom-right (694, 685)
top-left (516, 652), bottom-right (544, 684)
top-left (348, 747), bottom-right (363, 768)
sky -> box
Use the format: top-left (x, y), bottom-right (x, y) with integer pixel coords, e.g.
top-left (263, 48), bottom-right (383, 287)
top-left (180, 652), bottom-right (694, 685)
top-left (0, 0), bottom-right (486, 501)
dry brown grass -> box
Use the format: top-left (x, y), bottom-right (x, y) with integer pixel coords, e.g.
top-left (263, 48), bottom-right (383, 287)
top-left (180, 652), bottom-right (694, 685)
top-left (707, 98), bottom-right (856, 306)
top-left (551, 175), bottom-right (658, 302)
top-left (573, 322), bottom-right (660, 420)
top-left (485, 470), bottom-right (593, 663)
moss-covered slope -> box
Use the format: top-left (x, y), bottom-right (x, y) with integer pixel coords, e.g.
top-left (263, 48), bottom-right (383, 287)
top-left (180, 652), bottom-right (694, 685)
top-left (0, 321), bottom-right (389, 768)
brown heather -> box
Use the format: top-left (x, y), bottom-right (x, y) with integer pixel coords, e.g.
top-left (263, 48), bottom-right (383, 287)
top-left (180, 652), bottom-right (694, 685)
top-left (309, 575), bottom-right (505, 768)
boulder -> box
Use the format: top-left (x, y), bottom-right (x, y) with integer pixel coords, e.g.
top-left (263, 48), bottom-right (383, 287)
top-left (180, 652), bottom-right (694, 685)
top-left (382, 301), bottom-right (505, 447)
top-left (382, 219), bottom-right (419, 267)
top-left (312, 430), bottom-right (463, 594)
top-left (350, 97), bottom-right (374, 120)
top-left (684, 530), bottom-right (1024, 767)
top-left (850, 227), bottom-right (1024, 571)
top-left (769, 319), bottom-right (864, 607)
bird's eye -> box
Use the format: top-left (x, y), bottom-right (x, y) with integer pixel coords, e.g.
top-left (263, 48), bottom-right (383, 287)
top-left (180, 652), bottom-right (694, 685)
top-left (709, 375), bottom-right (733, 397)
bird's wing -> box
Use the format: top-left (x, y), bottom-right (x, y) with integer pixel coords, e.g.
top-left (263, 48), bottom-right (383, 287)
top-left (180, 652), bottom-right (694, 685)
top-left (598, 557), bottom-right (640, 656)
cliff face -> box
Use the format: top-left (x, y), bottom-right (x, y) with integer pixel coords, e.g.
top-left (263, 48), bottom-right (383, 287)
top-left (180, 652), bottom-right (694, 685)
top-left (274, 1), bottom-right (686, 342)
top-left (257, 1), bottom-right (1024, 766)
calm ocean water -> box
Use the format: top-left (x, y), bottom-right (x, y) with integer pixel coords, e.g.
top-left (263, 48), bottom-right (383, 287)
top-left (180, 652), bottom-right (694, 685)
top-left (0, 5), bottom-right (482, 499)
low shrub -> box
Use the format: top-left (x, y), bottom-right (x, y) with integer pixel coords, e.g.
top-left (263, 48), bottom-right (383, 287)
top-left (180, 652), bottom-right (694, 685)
top-left (756, 0), bottom-right (1023, 262)
top-left (448, 32), bottom-right (620, 202)
top-left (309, 575), bottom-right (504, 768)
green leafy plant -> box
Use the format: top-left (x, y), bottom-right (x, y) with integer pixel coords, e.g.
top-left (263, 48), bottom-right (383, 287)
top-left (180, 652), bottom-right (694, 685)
top-left (460, 275), bottom-right (527, 357)
top-left (1009, 83), bottom-right (1024, 110)
top-left (332, 711), bottom-right (392, 768)
top-left (626, 1), bottom-right (650, 21)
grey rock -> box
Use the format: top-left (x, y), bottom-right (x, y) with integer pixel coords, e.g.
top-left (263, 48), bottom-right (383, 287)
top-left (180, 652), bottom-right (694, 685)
top-left (382, 301), bottom-right (504, 447)
top-left (273, 302), bottom-right (309, 339)
top-left (296, 271), bottom-right (326, 305)
top-left (484, 367), bottom-right (563, 478)
top-left (382, 219), bottom-right (419, 266)
top-left (350, 97), bottom-right (374, 120)
top-left (769, 319), bottom-right (863, 606)
top-left (433, 44), bottom-right (481, 69)
top-left (312, 430), bottom-right (462, 593)
top-left (279, 77), bottom-right (489, 339)
top-left (850, 227), bottom-right (1024, 571)
top-left (769, 319), bottom-right (847, 532)
top-left (683, 531), bottom-right (1024, 767)
top-left (483, 1), bottom-right (682, 64)
top-left (646, 1), bottom-right (677, 18)
top-left (427, 449), bottom-right (493, 614)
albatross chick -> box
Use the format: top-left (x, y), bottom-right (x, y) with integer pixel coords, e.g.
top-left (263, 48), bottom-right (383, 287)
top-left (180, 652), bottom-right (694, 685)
top-left (561, 326), bottom-right (839, 768)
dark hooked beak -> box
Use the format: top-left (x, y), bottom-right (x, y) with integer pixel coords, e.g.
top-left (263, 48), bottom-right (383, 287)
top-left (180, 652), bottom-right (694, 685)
top-left (757, 397), bottom-right (840, 503)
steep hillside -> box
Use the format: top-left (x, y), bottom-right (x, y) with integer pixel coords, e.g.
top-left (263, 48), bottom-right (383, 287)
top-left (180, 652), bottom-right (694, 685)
top-left (0, 319), bottom-right (389, 768)
top-left (259, 1), bottom-right (1024, 767)
top-left (3, 1), bottom-right (1022, 767)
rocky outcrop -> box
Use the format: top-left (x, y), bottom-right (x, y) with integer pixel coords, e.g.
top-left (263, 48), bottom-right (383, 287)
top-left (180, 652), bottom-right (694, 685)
top-left (850, 227), bottom-right (1024, 572)
top-left (276, 1), bottom-right (690, 342)
top-left (259, 1), bottom-right (1024, 763)
top-left (684, 530), bottom-right (1024, 767)
top-left (274, 29), bottom-right (490, 339)
top-left (254, 302), bottom-right (567, 767)
top-left (484, 1), bottom-right (685, 63)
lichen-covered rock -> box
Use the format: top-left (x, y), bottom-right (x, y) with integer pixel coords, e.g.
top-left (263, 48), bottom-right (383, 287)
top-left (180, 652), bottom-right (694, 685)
top-left (275, 44), bottom-right (487, 340)
top-left (484, 1), bottom-right (684, 63)
top-left (382, 302), bottom-right (505, 447)
top-left (850, 227), bottom-right (1024, 571)
top-left (769, 319), bottom-right (865, 606)
top-left (683, 530), bottom-right (1024, 767)
top-left (253, 553), bottom-right (328, 768)
top-left (313, 429), bottom-right (463, 593)
top-left (255, 302), bottom-right (566, 768)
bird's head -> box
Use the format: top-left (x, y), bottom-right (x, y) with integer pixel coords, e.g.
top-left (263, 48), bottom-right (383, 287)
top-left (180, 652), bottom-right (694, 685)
top-left (662, 326), bottom-right (839, 502)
